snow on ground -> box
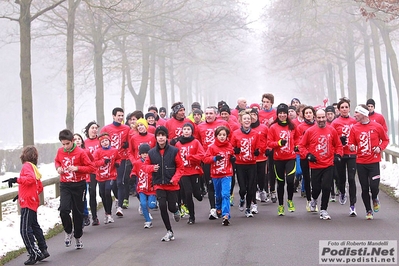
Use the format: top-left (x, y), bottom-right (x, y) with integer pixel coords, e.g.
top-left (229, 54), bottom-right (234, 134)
top-left (0, 159), bottom-right (399, 258)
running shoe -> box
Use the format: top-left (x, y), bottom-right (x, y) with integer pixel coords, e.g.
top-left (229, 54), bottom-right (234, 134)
top-left (174, 210), bottom-right (181, 222)
top-left (339, 192), bottom-right (347, 205)
top-left (75, 238), bottom-right (83, 249)
top-left (144, 222), bottom-right (153, 229)
top-left (256, 191), bottom-right (261, 201)
top-left (107, 214), bottom-right (114, 223)
top-left (239, 199), bottom-right (245, 212)
top-left (330, 195), bottom-right (336, 202)
top-left (245, 208), bottom-right (253, 217)
top-left (222, 215), bottom-right (230, 226)
top-left (209, 208), bottom-right (218, 220)
top-left (92, 217), bottom-right (100, 226)
top-left (306, 201), bottom-right (311, 212)
top-left (349, 205), bottom-right (357, 217)
top-left (260, 190), bottom-right (267, 202)
top-left (187, 218), bottom-right (195, 225)
top-left (277, 205), bottom-right (285, 216)
top-left (310, 199), bottom-right (317, 212)
top-left (287, 200), bottom-right (295, 212)
top-left (138, 205), bottom-right (143, 215)
top-left (116, 207), bottom-right (124, 217)
top-left (320, 210), bottom-right (331, 220)
top-left (65, 233), bottom-right (72, 247)
top-left (251, 203), bottom-right (258, 214)
top-left (83, 215), bottom-right (91, 226)
top-left (366, 211), bottom-right (373, 220)
top-left (373, 197), bottom-right (380, 212)
top-left (180, 204), bottom-right (189, 217)
top-left (271, 191), bottom-right (277, 203)
top-left (161, 230), bottom-right (175, 242)
top-left (122, 199), bottom-right (129, 209)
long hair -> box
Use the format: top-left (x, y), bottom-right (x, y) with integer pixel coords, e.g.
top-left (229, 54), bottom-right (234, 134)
top-left (20, 146), bottom-right (38, 165)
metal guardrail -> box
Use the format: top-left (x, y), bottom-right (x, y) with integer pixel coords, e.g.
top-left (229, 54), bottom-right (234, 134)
top-left (0, 176), bottom-right (60, 221)
top-left (382, 147), bottom-right (399, 164)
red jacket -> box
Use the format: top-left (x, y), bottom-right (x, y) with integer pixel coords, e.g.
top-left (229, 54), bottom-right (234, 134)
top-left (203, 138), bottom-right (234, 178)
top-left (131, 158), bottom-right (156, 195)
top-left (331, 116), bottom-right (357, 156)
top-left (258, 109), bottom-right (276, 126)
top-left (299, 125), bottom-right (343, 169)
top-left (54, 145), bottom-right (95, 183)
top-left (93, 147), bottom-right (121, 181)
top-left (297, 122), bottom-right (316, 159)
top-left (128, 132), bottom-right (156, 161)
top-left (18, 162), bottom-right (43, 212)
top-left (100, 123), bottom-right (131, 160)
top-left (84, 138), bottom-right (100, 156)
top-left (165, 117), bottom-right (197, 140)
top-left (175, 137), bottom-right (205, 176)
top-left (251, 123), bottom-right (269, 161)
top-left (349, 121), bottom-right (389, 164)
top-left (267, 122), bottom-right (299, 161)
top-left (231, 128), bottom-right (259, 165)
top-left (369, 112), bottom-right (388, 134)
top-left (197, 119), bottom-right (231, 151)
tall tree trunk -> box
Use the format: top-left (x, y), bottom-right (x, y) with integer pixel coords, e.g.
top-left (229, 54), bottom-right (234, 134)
top-left (158, 53), bottom-right (168, 109)
top-left (149, 41), bottom-right (156, 106)
top-left (66, 0), bottom-right (80, 131)
top-left (134, 36), bottom-right (150, 112)
top-left (168, 55), bottom-right (175, 107)
top-left (20, 0), bottom-right (34, 146)
top-left (370, 21), bottom-right (389, 120)
top-left (326, 63), bottom-right (336, 104)
top-left (346, 25), bottom-right (357, 108)
top-left (337, 59), bottom-right (345, 100)
top-left (94, 39), bottom-right (105, 126)
top-left (362, 22), bottom-right (373, 100)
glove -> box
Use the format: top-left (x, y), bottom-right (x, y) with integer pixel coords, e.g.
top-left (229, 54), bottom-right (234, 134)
top-left (265, 149), bottom-right (271, 157)
top-left (215, 155), bottom-right (224, 161)
top-left (170, 138), bottom-right (179, 146)
top-left (334, 154), bottom-right (341, 164)
top-left (306, 153), bottom-right (317, 163)
top-left (278, 139), bottom-right (287, 146)
top-left (233, 147), bottom-right (241, 154)
top-left (13, 195), bottom-right (18, 202)
top-left (114, 162), bottom-right (120, 168)
top-left (340, 136), bottom-right (347, 146)
top-left (294, 146), bottom-right (299, 152)
top-left (254, 148), bottom-right (260, 156)
top-left (230, 156), bottom-right (236, 163)
top-left (104, 158), bottom-right (111, 165)
top-left (122, 141), bottom-right (129, 149)
top-left (2, 177), bottom-right (17, 188)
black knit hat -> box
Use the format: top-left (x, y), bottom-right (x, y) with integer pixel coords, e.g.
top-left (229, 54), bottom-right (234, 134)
top-left (288, 105), bottom-right (296, 111)
top-left (325, 106), bottom-right (335, 113)
top-left (183, 122), bottom-right (194, 133)
top-left (250, 107), bottom-right (258, 115)
top-left (366, 99), bottom-right (375, 107)
top-left (139, 143), bottom-right (151, 154)
top-left (276, 103), bottom-right (289, 114)
top-left (145, 112), bottom-right (155, 120)
top-left (220, 105), bottom-right (231, 115)
top-left (155, 126), bottom-right (168, 138)
top-left (191, 102), bottom-right (201, 110)
top-left (148, 106), bottom-right (158, 113)
top-left (159, 107), bottom-right (167, 113)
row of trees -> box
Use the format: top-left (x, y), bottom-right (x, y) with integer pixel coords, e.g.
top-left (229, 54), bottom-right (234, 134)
top-left (1, 0), bottom-right (251, 146)
top-left (262, 0), bottom-right (399, 142)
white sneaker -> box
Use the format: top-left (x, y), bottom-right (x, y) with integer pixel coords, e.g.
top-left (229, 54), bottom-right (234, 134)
top-left (349, 205), bottom-right (357, 217)
top-left (306, 201), bottom-right (311, 212)
top-left (75, 238), bottom-right (83, 249)
top-left (138, 205), bottom-right (143, 216)
top-left (320, 210), bottom-right (331, 220)
top-left (161, 230), bottom-right (174, 241)
top-left (209, 208), bottom-right (218, 220)
top-left (256, 191), bottom-right (261, 201)
top-left (104, 215), bottom-right (109, 224)
top-left (144, 222), bottom-right (153, 229)
top-left (310, 199), bottom-right (317, 212)
top-left (65, 233), bottom-right (72, 247)
top-left (107, 214), bottom-right (114, 223)
top-left (260, 191), bottom-right (267, 202)
top-left (149, 213), bottom-right (153, 220)
top-left (116, 207), bottom-right (124, 217)
top-left (251, 203), bottom-right (258, 214)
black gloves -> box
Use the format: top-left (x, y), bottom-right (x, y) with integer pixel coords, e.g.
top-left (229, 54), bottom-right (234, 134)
top-left (215, 155), bottom-right (224, 161)
top-left (104, 158), bottom-right (111, 165)
top-left (254, 149), bottom-right (260, 156)
top-left (114, 162), bottom-right (120, 168)
top-left (340, 136), bottom-right (347, 146)
top-left (234, 147), bottom-right (241, 154)
top-left (294, 146), bottom-right (299, 152)
top-left (278, 139), bottom-right (287, 146)
top-left (334, 154), bottom-right (341, 164)
top-left (265, 149), bottom-right (271, 157)
top-left (2, 177), bottom-right (17, 188)
top-left (306, 153), bottom-right (317, 163)
top-left (13, 195), bottom-right (18, 202)
top-left (122, 141), bottom-right (129, 149)
top-left (230, 156), bottom-right (236, 163)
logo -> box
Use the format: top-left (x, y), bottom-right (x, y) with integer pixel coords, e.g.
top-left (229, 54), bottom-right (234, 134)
top-left (319, 240), bottom-right (397, 264)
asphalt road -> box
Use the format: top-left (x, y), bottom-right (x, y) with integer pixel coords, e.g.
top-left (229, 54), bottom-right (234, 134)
top-left (6, 184), bottom-right (399, 266)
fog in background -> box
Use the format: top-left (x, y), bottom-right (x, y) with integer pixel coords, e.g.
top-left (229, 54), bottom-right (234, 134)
top-left (0, 0), bottom-right (397, 149)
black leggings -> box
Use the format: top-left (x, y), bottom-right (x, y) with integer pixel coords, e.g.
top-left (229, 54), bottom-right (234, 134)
top-left (156, 189), bottom-right (179, 232)
top-left (311, 167), bottom-right (333, 211)
top-left (88, 174), bottom-right (98, 219)
top-left (274, 159), bottom-right (295, 205)
top-left (336, 156), bottom-right (357, 206)
top-left (180, 174), bottom-right (203, 220)
top-left (267, 152), bottom-right (276, 193)
top-left (236, 164), bottom-right (257, 209)
top-left (357, 162), bottom-right (380, 212)
top-left (300, 159), bottom-right (311, 201)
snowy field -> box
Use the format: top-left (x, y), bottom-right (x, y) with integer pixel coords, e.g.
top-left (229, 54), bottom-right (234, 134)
top-left (0, 158), bottom-right (398, 258)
